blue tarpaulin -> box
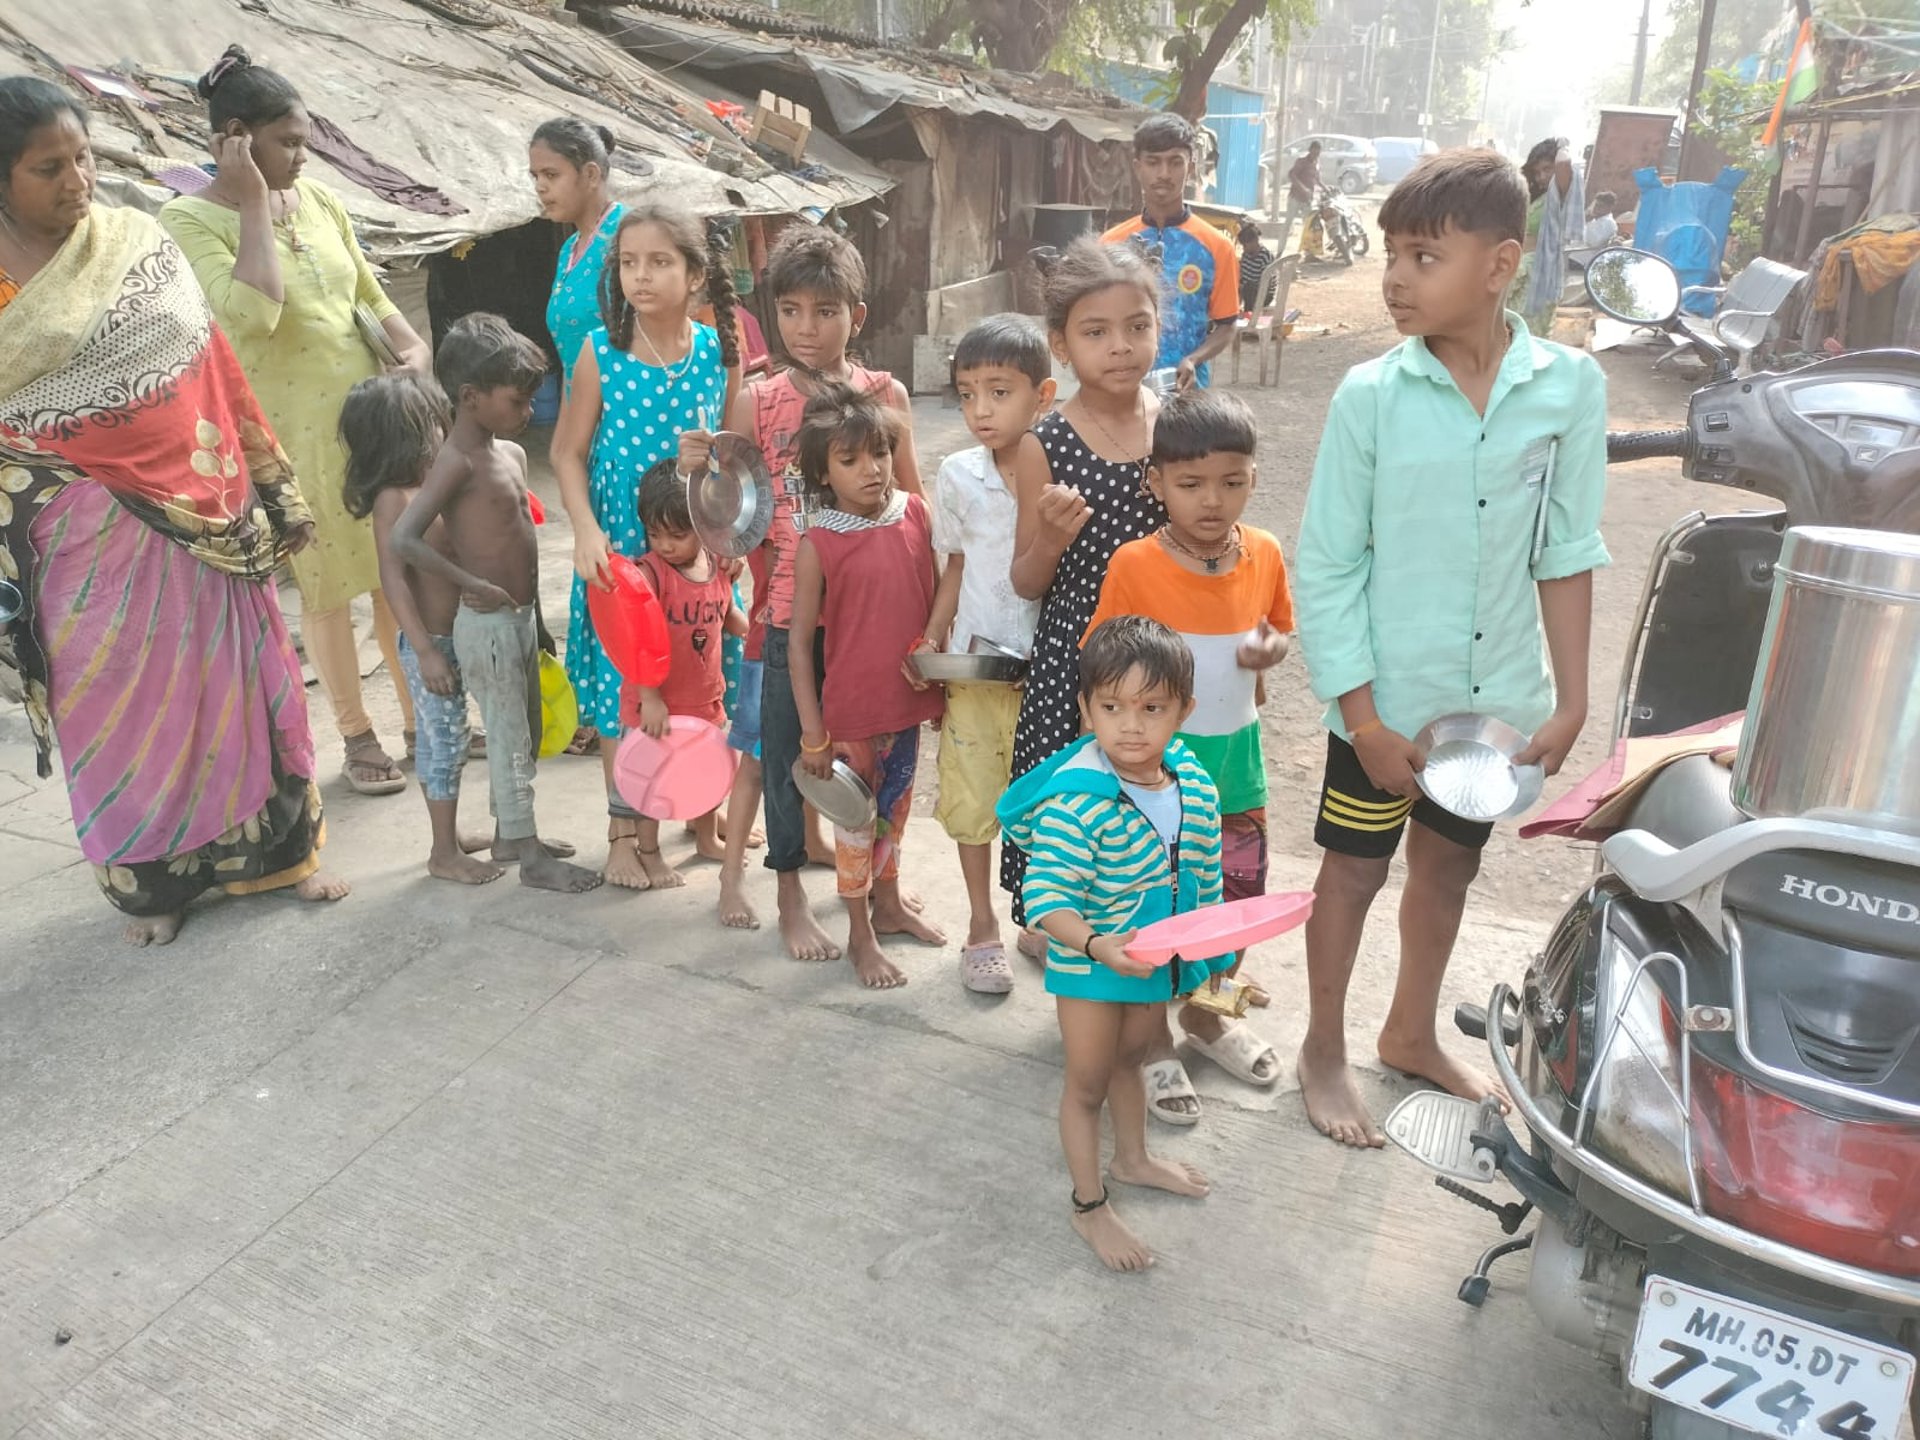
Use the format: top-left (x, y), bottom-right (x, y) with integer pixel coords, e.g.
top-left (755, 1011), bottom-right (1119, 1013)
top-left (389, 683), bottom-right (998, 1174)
top-left (1632, 165), bottom-right (1749, 313)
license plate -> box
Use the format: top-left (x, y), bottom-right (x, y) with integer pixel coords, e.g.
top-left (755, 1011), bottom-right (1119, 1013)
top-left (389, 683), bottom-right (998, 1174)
top-left (1629, 1278), bottom-right (1915, 1438)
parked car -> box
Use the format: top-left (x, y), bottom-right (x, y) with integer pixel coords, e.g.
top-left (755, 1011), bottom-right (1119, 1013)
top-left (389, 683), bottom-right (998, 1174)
top-left (1374, 135), bottom-right (1438, 186)
top-left (1281, 134), bottom-right (1378, 195)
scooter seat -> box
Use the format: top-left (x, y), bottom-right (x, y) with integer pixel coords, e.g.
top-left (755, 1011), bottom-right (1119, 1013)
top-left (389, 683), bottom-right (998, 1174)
top-left (1619, 754), bottom-right (1741, 850)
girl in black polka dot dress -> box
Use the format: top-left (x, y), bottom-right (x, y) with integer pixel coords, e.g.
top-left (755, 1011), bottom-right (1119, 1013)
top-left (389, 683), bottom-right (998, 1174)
top-left (1004, 237), bottom-right (1169, 926)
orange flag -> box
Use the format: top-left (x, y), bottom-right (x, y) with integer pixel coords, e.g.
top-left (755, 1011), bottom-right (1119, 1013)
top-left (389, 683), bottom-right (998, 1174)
top-left (1762, 17), bottom-right (1816, 147)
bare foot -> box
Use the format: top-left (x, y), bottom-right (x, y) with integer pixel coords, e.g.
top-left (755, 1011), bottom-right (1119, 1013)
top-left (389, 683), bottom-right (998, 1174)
top-left (1298, 1039), bottom-right (1385, 1148)
top-left (429, 850), bottom-right (505, 886)
top-left (805, 842), bottom-right (836, 869)
top-left (1109, 1155), bottom-right (1211, 1198)
top-left (717, 865), bottom-right (760, 929)
top-left (698, 815), bottom-right (764, 849)
top-left (871, 903), bottom-right (946, 946)
top-left (897, 886), bottom-right (925, 914)
top-left (691, 823), bottom-right (726, 864)
top-left (125, 911), bottom-right (184, 947)
top-left (521, 850), bottom-right (604, 894)
top-left (777, 886), bottom-right (841, 962)
top-left (458, 830), bottom-right (493, 854)
top-left (295, 870), bottom-right (351, 902)
top-left (604, 836), bottom-right (651, 891)
top-left (847, 934), bottom-right (907, 989)
top-left (1070, 1198), bottom-right (1153, 1272)
top-left (637, 846), bottom-right (684, 890)
top-left (493, 835), bottom-right (578, 863)
top-left (1016, 928), bottom-right (1048, 963)
top-left (1378, 1033), bottom-right (1512, 1110)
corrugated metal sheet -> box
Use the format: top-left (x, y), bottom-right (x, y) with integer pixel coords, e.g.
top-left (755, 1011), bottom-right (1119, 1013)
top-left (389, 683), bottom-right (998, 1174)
top-left (0, 0), bottom-right (892, 258)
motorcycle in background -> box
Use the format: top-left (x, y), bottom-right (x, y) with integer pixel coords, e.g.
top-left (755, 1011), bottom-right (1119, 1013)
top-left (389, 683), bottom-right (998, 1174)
top-left (1387, 248), bottom-right (1920, 1440)
top-left (1305, 186), bottom-right (1369, 267)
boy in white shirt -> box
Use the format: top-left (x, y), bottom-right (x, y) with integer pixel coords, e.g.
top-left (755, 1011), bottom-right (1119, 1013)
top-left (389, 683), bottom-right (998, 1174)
top-left (921, 316), bottom-right (1057, 993)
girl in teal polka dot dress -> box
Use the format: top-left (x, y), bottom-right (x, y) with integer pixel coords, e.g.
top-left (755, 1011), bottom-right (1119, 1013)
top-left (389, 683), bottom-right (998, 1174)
top-left (551, 202), bottom-right (741, 889)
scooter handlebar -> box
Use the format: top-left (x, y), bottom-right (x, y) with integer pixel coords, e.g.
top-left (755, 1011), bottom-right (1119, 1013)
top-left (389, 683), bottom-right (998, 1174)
top-left (1606, 428), bottom-right (1693, 464)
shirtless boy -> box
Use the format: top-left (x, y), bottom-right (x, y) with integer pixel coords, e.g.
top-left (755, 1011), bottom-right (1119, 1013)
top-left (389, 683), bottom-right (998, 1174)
top-left (390, 313), bottom-right (601, 893)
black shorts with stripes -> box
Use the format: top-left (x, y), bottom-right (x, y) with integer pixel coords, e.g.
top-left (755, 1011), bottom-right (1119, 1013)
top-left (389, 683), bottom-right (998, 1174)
top-left (1312, 732), bottom-right (1495, 859)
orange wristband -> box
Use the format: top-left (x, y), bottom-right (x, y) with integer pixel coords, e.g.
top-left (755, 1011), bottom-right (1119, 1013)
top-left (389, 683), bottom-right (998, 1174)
top-left (1351, 718), bottom-right (1384, 740)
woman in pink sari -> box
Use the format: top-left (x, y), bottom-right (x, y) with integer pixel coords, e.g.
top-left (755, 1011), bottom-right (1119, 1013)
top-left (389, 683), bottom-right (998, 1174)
top-left (0, 77), bottom-right (347, 945)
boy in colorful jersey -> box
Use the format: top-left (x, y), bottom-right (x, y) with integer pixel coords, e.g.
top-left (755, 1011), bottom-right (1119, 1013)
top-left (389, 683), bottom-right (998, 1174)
top-left (1102, 114), bottom-right (1240, 391)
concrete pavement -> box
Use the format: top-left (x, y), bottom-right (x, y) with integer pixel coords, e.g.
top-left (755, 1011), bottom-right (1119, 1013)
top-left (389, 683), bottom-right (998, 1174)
top-left (0, 397), bottom-right (1654, 1438)
top-left (0, 712), bottom-right (1649, 1438)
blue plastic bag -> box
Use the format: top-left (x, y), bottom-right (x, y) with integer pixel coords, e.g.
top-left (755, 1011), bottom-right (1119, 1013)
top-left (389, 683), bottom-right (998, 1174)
top-left (1632, 166), bottom-right (1748, 314)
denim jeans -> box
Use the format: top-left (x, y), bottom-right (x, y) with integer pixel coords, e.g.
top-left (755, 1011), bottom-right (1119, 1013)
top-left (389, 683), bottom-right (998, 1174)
top-left (760, 625), bottom-right (824, 874)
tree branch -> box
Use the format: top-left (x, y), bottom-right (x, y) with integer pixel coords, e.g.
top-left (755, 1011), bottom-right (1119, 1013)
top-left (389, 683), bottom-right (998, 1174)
top-left (1170, 0), bottom-right (1266, 120)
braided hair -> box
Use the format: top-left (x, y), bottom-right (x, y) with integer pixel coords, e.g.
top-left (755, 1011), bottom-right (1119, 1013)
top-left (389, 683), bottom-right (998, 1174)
top-left (598, 201), bottom-right (740, 369)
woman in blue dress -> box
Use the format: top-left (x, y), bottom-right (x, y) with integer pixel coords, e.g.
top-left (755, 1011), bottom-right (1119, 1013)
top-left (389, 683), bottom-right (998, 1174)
top-left (531, 118), bottom-right (624, 397)
top-left (550, 201), bottom-right (741, 890)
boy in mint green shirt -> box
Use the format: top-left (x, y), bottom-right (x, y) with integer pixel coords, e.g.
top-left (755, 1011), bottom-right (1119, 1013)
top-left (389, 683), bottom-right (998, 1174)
top-left (1293, 149), bottom-right (1609, 1149)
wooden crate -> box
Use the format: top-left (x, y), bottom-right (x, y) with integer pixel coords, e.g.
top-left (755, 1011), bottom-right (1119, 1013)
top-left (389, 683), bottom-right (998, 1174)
top-left (749, 91), bottom-right (812, 163)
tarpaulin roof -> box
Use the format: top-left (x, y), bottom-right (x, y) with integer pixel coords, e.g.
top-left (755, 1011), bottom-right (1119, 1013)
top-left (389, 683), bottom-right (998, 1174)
top-left (0, 0), bottom-right (891, 260)
top-left (587, 5), bottom-right (1144, 143)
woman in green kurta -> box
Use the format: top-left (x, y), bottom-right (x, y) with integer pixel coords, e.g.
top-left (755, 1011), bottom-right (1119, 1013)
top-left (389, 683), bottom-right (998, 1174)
top-left (161, 46), bottom-right (432, 795)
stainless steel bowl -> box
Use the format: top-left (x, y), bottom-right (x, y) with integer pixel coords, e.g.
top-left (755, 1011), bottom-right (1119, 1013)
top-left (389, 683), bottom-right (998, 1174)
top-left (968, 635), bottom-right (1028, 660)
top-left (689, 431), bottom-right (774, 559)
top-left (791, 758), bottom-right (876, 829)
top-left (909, 650), bottom-right (1028, 684)
top-left (1412, 712), bottom-right (1546, 822)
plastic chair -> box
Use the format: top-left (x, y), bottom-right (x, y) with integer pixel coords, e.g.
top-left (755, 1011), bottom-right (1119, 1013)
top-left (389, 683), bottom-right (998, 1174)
top-left (1231, 254), bottom-right (1301, 387)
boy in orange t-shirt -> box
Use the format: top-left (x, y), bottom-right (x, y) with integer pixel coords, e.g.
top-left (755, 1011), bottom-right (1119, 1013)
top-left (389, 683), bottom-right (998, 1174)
top-left (1086, 388), bottom-right (1294, 1118)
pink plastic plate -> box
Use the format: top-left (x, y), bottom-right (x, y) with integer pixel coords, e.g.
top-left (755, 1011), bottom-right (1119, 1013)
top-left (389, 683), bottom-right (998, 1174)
top-left (1124, 892), bottom-right (1315, 968)
top-left (611, 717), bottom-right (736, 821)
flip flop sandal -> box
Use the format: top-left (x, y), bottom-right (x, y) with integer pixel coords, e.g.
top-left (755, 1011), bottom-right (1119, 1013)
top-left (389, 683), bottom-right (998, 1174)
top-left (1143, 1057), bottom-right (1201, 1127)
top-left (1184, 1021), bottom-right (1281, 1087)
top-left (959, 942), bottom-right (1013, 994)
top-left (468, 729), bottom-right (487, 758)
top-left (342, 732), bottom-right (406, 796)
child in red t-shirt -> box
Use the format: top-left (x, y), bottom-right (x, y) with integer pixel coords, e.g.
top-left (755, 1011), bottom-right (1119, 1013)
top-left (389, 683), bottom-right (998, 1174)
top-left (620, 460), bottom-right (747, 887)
top-left (789, 385), bottom-right (946, 989)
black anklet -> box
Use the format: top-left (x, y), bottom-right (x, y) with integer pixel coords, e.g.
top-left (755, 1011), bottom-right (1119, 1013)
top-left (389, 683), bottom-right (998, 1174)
top-left (1072, 1186), bottom-right (1110, 1213)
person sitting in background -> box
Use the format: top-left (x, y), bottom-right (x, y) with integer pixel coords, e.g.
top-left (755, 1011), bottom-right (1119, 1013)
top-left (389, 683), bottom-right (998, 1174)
top-left (1237, 220), bottom-right (1273, 315)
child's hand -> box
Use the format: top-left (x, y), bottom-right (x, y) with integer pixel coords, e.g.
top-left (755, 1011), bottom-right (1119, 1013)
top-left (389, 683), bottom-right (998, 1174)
top-left (1036, 483), bottom-right (1091, 547)
top-left (1235, 619), bottom-right (1289, 672)
top-left (900, 636), bottom-right (934, 691)
top-left (462, 580), bottom-right (515, 613)
top-left (283, 520), bottom-right (317, 555)
top-left (677, 429), bottom-right (714, 479)
top-left (1089, 930), bottom-right (1152, 978)
top-left (639, 692), bottom-right (671, 740)
top-left (574, 523), bottom-right (613, 591)
top-left (1517, 706), bottom-right (1586, 777)
top-left (798, 733), bottom-right (835, 779)
top-left (1353, 725), bottom-right (1425, 798)
top-left (418, 644), bottom-right (459, 698)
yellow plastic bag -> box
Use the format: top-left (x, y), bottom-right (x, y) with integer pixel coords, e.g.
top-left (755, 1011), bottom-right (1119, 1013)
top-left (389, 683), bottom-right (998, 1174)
top-left (536, 650), bottom-right (579, 758)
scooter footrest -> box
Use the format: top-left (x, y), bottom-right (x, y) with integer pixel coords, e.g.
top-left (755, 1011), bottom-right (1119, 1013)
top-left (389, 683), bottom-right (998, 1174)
top-left (1385, 1091), bottom-right (1497, 1182)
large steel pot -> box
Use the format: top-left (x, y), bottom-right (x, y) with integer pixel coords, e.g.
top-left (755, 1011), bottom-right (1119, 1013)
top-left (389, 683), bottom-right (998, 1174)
top-left (1732, 526), bottom-right (1920, 832)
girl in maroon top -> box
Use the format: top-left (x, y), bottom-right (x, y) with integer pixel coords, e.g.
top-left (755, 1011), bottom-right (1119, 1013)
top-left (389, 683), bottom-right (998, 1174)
top-left (621, 461), bottom-right (747, 882)
top-left (790, 386), bottom-right (946, 989)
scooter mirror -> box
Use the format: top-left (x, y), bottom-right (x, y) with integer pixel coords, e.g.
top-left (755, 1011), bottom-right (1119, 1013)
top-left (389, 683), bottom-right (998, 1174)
top-left (1585, 247), bottom-right (1683, 327)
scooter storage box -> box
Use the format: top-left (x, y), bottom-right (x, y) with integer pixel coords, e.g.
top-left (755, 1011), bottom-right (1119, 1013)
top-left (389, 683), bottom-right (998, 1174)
top-left (1733, 526), bottom-right (1920, 832)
